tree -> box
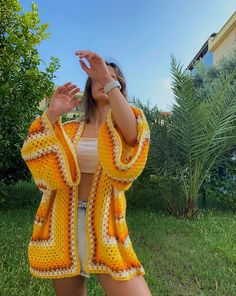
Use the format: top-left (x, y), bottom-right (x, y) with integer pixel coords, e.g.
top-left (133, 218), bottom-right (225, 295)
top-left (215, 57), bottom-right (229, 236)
top-left (192, 49), bottom-right (236, 210)
top-left (154, 55), bottom-right (236, 218)
top-left (134, 99), bottom-right (160, 177)
top-left (121, 51), bottom-right (236, 217)
top-left (0, 0), bottom-right (60, 183)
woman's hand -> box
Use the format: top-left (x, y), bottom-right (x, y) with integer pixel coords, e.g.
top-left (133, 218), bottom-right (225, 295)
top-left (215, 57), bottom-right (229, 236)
top-left (75, 50), bottom-right (114, 87)
top-left (46, 82), bottom-right (81, 125)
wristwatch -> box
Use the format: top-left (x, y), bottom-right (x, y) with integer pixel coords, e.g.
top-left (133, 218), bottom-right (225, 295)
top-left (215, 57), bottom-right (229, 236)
top-left (104, 80), bottom-right (121, 95)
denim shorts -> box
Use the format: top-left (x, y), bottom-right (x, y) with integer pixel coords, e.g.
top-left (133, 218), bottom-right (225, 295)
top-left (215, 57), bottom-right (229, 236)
top-left (77, 200), bottom-right (90, 278)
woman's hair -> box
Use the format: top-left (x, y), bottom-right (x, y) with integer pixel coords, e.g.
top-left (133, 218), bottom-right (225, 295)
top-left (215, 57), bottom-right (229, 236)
top-left (80, 61), bottom-right (127, 123)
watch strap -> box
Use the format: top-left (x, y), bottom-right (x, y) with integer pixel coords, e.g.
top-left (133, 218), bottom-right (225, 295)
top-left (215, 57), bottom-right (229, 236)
top-left (104, 80), bottom-right (121, 95)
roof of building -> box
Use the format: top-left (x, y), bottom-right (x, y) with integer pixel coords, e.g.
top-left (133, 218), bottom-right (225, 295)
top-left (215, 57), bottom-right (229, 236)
top-left (186, 33), bottom-right (216, 71)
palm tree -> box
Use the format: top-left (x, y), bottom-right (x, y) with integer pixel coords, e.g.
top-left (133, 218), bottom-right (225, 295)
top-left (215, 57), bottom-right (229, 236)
top-left (164, 55), bottom-right (236, 217)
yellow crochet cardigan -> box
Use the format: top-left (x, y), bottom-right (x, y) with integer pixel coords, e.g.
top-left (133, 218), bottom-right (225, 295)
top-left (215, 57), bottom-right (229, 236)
top-left (21, 105), bottom-right (150, 281)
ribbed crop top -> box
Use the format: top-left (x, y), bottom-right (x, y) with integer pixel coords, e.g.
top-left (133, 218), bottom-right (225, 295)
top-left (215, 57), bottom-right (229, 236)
top-left (77, 137), bottom-right (99, 173)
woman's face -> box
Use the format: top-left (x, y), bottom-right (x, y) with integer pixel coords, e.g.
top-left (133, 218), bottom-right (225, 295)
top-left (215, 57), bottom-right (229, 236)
top-left (91, 65), bottom-right (118, 102)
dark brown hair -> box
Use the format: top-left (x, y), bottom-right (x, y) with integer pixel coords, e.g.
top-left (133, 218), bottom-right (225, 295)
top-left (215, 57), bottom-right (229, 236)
top-left (80, 61), bottom-right (128, 123)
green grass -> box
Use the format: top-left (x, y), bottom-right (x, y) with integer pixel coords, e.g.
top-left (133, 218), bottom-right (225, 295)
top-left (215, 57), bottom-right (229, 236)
top-left (1, 206), bottom-right (236, 296)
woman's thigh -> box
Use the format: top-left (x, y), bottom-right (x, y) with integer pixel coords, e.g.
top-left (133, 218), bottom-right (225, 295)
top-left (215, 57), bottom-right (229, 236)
top-left (51, 275), bottom-right (87, 296)
top-left (96, 273), bottom-right (152, 296)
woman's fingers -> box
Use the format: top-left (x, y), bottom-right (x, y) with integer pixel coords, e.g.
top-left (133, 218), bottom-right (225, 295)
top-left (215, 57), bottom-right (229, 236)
top-left (75, 50), bottom-right (105, 80)
top-left (64, 84), bottom-right (77, 94)
top-left (76, 50), bottom-right (102, 62)
top-left (71, 98), bottom-right (81, 109)
top-left (87, 52), bottom-right (96, 61)
top-left (75, 50), bottom-right (91, 58)
top-left (55, 83), bottom-right (80, 99)
top-left (76, 50), bottom-right (96, 63)
top-left (68, 87), bottom-right (81, 97)
top-left (56, 82), bottom-right (72, 94)
top-left (75, 50), bottom-right (84, 56)
top-left (79, 59), bottom-right (89, 69)
top-left (65, 85), bottom-right (80, 98)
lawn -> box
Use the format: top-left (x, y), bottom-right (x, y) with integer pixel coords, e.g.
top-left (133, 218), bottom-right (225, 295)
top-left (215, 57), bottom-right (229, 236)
top-left (1, 205), bottom-right (236, 296)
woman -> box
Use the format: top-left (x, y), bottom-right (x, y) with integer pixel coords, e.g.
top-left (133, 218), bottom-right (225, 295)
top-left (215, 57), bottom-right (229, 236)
top-left (21, 50), bottom-right (151, 296)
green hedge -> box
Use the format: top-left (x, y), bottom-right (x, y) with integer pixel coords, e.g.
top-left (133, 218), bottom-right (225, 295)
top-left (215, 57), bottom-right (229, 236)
top-left (0, 180), bottom-right (41, 211)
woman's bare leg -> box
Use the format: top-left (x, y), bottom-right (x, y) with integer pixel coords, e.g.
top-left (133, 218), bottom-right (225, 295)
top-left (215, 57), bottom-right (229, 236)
top-left (51, 275), bottom-right (87, 296)
top-left (96, 274), bottom-right (152, 296)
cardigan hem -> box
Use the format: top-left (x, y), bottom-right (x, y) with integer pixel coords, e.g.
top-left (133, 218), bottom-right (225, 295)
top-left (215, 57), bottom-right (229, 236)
top-left (29, 266), bottom-right (145, 281)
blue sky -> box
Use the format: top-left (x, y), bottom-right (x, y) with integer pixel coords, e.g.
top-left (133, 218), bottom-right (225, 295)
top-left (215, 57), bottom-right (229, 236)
top-left (20, 0), bottom-right (235, 111)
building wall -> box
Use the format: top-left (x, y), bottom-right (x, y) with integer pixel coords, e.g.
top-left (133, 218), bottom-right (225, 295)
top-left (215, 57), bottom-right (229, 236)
top-left (208, 11), bottom-right (236, 65)
top-left (212, 28), bottom-right (236, 64)
top-left (187, 11), bottom-right (236, 72)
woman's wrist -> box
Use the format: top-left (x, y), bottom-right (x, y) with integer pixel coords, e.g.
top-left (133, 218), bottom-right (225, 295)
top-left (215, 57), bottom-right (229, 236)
top-left (102, 76), bottom-right (115, 87)
top-left (46, 108), bottom-right (61, 126)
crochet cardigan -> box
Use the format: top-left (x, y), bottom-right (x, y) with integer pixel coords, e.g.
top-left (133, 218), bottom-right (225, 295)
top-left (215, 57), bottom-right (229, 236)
top-left (21, 105), bottom-right (150, 281)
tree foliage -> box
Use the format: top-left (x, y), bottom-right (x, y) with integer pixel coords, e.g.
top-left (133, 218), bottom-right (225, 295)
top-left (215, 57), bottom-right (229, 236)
top-left (146, 54), bottom-right (236, 218)
top-left (0, 0), bottom-right (60, 183)
top-left (171, 55), bottom-right (236, 216)
top-left (192, 49), bottom-right (236, 210)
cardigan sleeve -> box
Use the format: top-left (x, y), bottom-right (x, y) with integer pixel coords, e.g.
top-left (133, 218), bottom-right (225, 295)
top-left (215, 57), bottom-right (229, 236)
top-left (20, 110), bottom-right (81, 192)
top-left (98, 105), bottom-right (150, 191)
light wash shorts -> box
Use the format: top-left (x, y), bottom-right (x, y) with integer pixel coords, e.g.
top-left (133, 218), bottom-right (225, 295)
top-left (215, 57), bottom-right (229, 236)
top-left (77, 200), bottom-right (90, 278)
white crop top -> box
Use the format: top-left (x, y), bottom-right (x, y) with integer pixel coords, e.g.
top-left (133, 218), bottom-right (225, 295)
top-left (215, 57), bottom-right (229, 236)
top-left (77, 138), bottom-right (99, 173)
